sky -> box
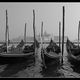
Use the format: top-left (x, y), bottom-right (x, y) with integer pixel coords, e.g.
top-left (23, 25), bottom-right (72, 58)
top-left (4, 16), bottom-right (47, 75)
top-left (0, 2), bottom-right (80, 41)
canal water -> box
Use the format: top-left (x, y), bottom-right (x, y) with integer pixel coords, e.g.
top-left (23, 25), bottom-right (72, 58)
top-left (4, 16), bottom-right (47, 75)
top-left (0, 44), bottom-right (80, 78)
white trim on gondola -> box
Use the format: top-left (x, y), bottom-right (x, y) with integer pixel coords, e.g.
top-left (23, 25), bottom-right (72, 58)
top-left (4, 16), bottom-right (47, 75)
top-left (44, 50), bottom-right (60, 58)
top-left (0, 52), bottom-right (34, 57)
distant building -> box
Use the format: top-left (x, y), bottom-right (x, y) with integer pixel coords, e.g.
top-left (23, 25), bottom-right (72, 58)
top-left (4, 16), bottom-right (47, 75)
top-left (37, 31), bottom-right (51, 42)
top-left (11, 31), bottom-right (52, 42)
top-left (11, 36), bottom-right (34, 42)
top-left (54, 36), bottom-right (68, 42)
top-left (43, 31), bottom-right (51, 41)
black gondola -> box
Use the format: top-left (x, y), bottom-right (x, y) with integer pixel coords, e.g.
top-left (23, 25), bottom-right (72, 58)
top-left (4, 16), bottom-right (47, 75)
top-left (0, 39), bottom-right (40, 64)
top-left (66, 38), bottom-right (80, 66)
top-left (41, 39), bottom-right (61, 68)
top-left (23, 39), bottom-right (39, 53)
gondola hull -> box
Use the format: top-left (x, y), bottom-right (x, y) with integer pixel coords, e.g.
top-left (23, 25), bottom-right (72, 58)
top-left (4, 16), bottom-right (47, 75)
top-left (0, 52), bottom-right (34, 64)
top-left (41, 50), bottom-right (60, 68)
top-left (67, 51), bottom-right (80, 67)
top-left (66, 39), bottom-right (80, 67)
top-left (44, 53), bottom-right (60, 67)
top-left (0, 40), bottom-right (39, 64)
top-left (41, 39), bottom-right (61, 69)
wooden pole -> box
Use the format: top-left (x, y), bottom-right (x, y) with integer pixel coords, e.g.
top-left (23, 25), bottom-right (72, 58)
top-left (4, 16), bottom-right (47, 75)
top-left (61, 6), bottom-right (65, 65)
top-left (24, 23), bottom-right (26, 44)
top-left (41, 22), bottom-right (43, 41)
top-left (33, 9), bottom-right (36, 65)
top-left (59, 21), bottom-right (61, 48)
top-left (5, 10), bottom-right (7, 43)
top-left (78, 21), bottom-right (80, 47)
top-left (41, 21), bottom-right (46, 68)
top-left (8, 26), bottom-right (9, 44)
top-left (5, 10), bottom-right (9, 52)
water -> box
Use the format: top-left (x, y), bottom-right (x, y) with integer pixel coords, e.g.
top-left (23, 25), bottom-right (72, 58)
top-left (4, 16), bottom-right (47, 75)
top-left (0, 44), bottom-right (80, 78)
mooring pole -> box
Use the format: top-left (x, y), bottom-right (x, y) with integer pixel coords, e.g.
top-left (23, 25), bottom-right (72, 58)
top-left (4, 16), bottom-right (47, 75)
top-left (61, 6), bottom-right (65, 65)
top-left (5, 10), bottom-right (9, 53)
top-left (78, 21), bottom-right (80, 47)
top-left (41, 22), bottom-right (43, 51)
top-left (8, 26), bottom-right (9, 44)
top-left (5, 10), bottom-right (7, 43)
top-left (24, 23), bottom-right (26, 44)
top-left (59, 21), bottom-right (61, 49)
top-left (41, 21), bottom-right (46, 68)
top-left (33, 9), bottom-right (37, 66)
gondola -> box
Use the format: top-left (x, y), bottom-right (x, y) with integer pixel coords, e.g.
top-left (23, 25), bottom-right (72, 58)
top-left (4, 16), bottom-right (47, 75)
top-left (23, 39), bottom-right (39, 53)
top-left (41, 39), bottom-right (61, 68)
top-left (0, 43), bottom-right (7, 53)
top-left (0, 39), bottom-right (39, 64)
top-left (0, 40), bottom-right (31, 64)
top-left (66, 38), bottom-right (80, 66)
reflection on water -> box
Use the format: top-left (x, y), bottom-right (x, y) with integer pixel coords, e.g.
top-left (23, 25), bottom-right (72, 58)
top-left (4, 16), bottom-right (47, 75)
top-left (0, 44), bottom-right (80, 78)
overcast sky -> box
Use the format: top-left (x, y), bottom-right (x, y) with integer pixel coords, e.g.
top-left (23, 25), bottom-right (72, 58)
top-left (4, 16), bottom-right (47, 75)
top-left (0, 2), bottom-right (80, 41)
